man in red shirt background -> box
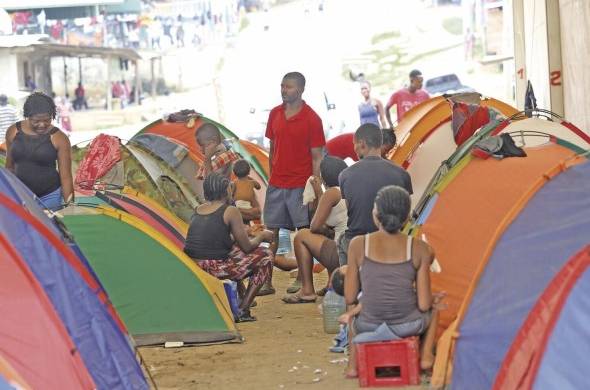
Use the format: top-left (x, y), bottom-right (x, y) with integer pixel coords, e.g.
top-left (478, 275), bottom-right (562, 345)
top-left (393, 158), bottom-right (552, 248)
top-left (263, 71), bottom-right (325, 294)
top-left (385, 69), bottom-right (430, 128)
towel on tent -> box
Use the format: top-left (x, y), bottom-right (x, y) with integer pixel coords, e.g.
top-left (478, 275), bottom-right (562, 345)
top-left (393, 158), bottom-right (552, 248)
top-left (451, 101), bottom-right (491, 146)
top-left (74, 134), bottom-right (121, 195)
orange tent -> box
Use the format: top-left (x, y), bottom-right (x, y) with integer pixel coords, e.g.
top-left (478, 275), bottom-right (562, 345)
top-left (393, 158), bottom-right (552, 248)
top-left (389, 95), bottom-right (517, 205)
top-left (411, 143), bottom-right (582, 338)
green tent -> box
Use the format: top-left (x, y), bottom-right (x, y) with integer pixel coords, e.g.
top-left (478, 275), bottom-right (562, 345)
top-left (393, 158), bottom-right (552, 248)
top-left (62, 206), bottom-right (238, 347)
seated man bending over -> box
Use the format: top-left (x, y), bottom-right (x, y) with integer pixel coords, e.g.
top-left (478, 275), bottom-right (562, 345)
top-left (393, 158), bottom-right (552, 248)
top-left (282, 155), bottom-right (348, 303)
top-left (184, 173), bottom-right (274, 322)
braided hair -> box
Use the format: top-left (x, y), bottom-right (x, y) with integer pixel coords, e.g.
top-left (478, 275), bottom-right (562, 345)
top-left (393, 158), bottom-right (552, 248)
top-left (23, 91), bottom-right (57, 119)
top-left (203, 173), bottom-right (230, 201)
top-left (374, 185), bottom-right (411, 234)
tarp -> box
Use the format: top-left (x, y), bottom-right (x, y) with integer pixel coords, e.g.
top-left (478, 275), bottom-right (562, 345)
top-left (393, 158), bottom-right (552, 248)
top-left (0, 189), bottom-right (147, 389)
top-left (494, 246), bottom-right (590, 390)
top-left (62, 206), bottom-right (238, 346)
top-left (450, 160), bottom-right (590, 389)
top-left (0, 236), bottom-right (94, 389)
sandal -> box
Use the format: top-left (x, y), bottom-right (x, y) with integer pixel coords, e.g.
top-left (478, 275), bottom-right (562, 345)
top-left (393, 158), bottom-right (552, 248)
top-left (317, 287), bottom-right (328, 297)
top-left (235, 310), bottom-right (257, 323)
top-left (286, 279), bottom-right (302, 294)
top-left (281, 293), bottom-right (317, 304)
top-left (256, 282), bottom-right (276, 296)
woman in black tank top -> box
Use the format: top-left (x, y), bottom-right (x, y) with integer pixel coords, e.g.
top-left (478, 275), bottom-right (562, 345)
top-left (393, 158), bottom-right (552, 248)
top-left (4, 92), bottom-right (74, 210)
top-left (184, 173), bottom-right (275, 322)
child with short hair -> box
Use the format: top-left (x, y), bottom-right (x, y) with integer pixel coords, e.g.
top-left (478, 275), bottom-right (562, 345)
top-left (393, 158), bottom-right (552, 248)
top-left (232, 159), bottom-right (262, 223)
top-left (195, 122), bottom-right (238, 179)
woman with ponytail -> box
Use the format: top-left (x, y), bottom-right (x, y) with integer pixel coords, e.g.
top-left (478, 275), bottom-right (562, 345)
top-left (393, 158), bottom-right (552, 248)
top-left (343, 185), bottom-right (444, 378)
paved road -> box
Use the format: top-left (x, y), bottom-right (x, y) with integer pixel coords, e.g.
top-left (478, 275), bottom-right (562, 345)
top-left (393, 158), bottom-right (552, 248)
top-left (217, 0), bottom-right (406, 142)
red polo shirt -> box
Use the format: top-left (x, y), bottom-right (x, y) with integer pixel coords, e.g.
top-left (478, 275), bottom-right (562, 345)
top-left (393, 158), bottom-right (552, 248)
top-left (325, 132), bottom-right (358, 162)
top-left (265, 102), bottom-right (325, 188)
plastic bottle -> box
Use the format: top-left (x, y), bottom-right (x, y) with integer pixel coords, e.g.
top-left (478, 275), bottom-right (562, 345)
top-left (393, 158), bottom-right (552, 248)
top-left (323, 288), bottom-right (346, 334)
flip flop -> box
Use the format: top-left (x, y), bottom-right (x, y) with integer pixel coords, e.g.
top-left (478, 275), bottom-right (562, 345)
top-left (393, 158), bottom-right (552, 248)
top-left (256, 284), bottom-right (276, 296)
top-left (281, 294), bottom-right (317, 304)
top-left (286, 279), bottom-right (302, 294)
top-left (235, 310), bottom-right (257, 323)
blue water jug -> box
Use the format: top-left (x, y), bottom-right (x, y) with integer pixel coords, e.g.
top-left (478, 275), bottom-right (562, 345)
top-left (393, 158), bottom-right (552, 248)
top-left (223, 280), bottom-right (240, 319)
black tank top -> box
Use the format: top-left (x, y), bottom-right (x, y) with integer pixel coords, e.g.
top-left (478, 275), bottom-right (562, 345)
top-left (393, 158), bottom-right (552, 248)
top-left (184, 204), bottom-right (234, 260)
top-left (10, 121), bottom-right (61, 197)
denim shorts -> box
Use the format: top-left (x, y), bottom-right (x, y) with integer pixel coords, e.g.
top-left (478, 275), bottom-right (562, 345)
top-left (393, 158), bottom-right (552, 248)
top-left (353, 312), bottom-right (431, 342)
top-left (263, 185), bottom-right (309, 230)
top-left (337, 234), bottom-right (352, 266)
top-left (38, 187), bottom-right (63, 211)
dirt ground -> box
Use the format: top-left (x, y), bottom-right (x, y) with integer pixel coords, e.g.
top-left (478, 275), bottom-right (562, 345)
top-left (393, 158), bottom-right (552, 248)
top-left (140, 270), bottom-right (428, 390)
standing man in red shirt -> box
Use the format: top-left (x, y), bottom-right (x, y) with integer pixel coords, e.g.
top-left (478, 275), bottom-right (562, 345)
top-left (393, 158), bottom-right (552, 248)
top-left (263, 72), bottom-right (326, 295)
top-left (385, 69), bottom-right (430, 127)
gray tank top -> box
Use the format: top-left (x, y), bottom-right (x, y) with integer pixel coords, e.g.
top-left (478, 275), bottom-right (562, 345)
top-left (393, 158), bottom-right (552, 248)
top-left (359, 235), bottom-right (423, 325)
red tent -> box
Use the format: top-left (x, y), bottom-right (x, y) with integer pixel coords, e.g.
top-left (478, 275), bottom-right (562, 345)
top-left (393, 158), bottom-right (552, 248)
top-left (0, 235), bottom-right (95, 389)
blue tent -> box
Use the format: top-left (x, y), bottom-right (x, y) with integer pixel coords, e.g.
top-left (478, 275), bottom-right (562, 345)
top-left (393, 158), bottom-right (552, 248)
top-left (493, 246), bottom-right (590, 390)
top-left (451, 160), bottom-right (590, 389)
top-left (0, 169), bottom-right (147, 390)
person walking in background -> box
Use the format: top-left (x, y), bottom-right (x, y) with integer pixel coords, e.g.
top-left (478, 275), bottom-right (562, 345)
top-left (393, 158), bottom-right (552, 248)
top-left (385, 69), bottom-right (430, 127)
top-left (4, 92), bottom-right (74, 210)
top-left (358, 81), bottom-right (386, 128)
top-left (0, 94), bottom-right (18, 144)
top-left (74, 82), bottom-right (89, 110)
top-left (25, 75), bottom-right (37, 91)
top-left (262, 71), bottom-right (326, 295)
top-left (55, 94), bottom-right (72, 135)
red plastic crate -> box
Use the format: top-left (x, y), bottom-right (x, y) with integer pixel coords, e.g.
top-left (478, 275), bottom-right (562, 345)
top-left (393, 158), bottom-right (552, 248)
top-left (356, 336), bottom-right (421, 387)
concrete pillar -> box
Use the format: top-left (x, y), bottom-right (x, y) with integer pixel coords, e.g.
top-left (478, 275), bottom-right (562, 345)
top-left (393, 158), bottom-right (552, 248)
top-left (512, 0), bottom-right (527, 110)
top-left (545, 0), bottom-right (564, 116)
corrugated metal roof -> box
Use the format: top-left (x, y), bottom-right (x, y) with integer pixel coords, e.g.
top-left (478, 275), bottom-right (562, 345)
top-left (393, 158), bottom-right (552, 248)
top-left (0, 34), bottom-right (141, 60)
top-left (0, 34), bottom-right (50, 48)
top-left (0, 0), bottom-right (122, 10)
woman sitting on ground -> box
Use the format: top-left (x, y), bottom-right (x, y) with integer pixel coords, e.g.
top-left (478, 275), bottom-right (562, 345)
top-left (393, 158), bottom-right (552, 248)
top-left (184, 173), bottom-right (274, 322)
top-left (4, 92), bottom-right (74, 210)
top-left (344, 185), bottom-right (443, 377)
top-left (282, 156), bottom-right (348, 304)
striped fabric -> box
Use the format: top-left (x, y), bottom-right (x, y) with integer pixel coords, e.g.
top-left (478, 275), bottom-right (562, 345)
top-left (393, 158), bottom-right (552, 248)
top-left (0, 105), bottom-right (18, 142)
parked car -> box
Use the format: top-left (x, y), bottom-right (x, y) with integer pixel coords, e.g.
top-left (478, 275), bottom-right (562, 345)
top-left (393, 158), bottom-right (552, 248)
top-left (424, 73), bottom-right (475, 96)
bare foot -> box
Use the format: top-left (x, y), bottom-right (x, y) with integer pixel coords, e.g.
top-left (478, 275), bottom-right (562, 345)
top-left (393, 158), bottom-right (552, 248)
top-left (420, 353), bottom-right (435, 371)
top-left (344, 367), bottom-right (358, 379)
